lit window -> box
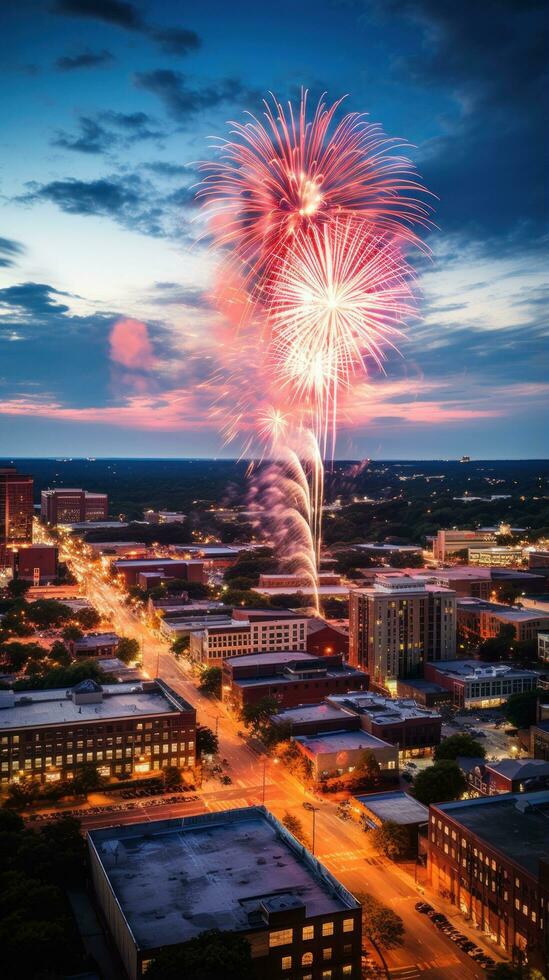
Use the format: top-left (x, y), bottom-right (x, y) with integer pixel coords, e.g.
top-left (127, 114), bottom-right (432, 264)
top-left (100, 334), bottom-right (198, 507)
top-left (322, 922), bottom-right (334, 937)
top-left (269, 929), bottom-right (293, 947)
top-left (343, 968), bottom-right (353, 977)
top-left (302, 926), bottom-right (314, 941)
top-left (281, 956), bottom-right (292, 971)
top-left (343, 918), bottom-right (354, 932)
top-left (302, 952), bottom-right (313, 966)
top-left (323, 947), bottom-right (332, 960)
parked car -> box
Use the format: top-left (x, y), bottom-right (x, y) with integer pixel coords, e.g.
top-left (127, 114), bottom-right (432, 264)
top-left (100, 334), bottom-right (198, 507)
top-left (415, 902), bottom-right (433, 913)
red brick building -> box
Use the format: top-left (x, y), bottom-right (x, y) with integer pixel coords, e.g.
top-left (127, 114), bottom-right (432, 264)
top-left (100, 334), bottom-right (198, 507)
top-left (11, 543), bottom-right (58, 584)
top-left (306, 619), bottom-right (349, 658)
top-left (0, 467), bottom-right (34, 566)
top-left (41, 488), bottom-right (108, 524)
top-left (113, 558), bottom-right (206, 588)
top-left (222, 651), bottom-right (368, 714)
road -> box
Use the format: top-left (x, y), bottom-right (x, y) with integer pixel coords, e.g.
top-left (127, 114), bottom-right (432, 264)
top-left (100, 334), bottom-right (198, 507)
top-left (56, 535), bottom-right (504, 979)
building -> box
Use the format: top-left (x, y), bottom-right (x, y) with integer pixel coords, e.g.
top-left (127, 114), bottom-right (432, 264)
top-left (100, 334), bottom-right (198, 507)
top-left (327, 691), bottom-right (442, 759)
top-left (191, 611), bottom-right (309, 665)
top-left (354, 543), bottom-right (423, 559)
top-left (468, 546), bottom-right (524, 568)
top-left (11, 543), bottom-right (58, 584)
top-left (456, 597), bottom-right (549, 643)
top-left (40, 488), bottom-right (108, 524)
top-left (294, 730), bottom-right (398, 782)
top-left (351, 791), bottom-right (428, 856)
top-left (424, 660), bottom-right (538, 709)
top-left (538, 633), bottom-right (549, 664)
top-left (144, 509), bottom-right (186, 524)
top-left (259, 572), bottom-right (342, 590)
top-left (0, 679), bottom-right (196, 784)
top-left (432, 529), bottom-right (496, 562)
top-left (429, 567), bottom-right (493, 600)
top-left (306, 619), bottom-right (349, 658)
top-left (270, 702), bottom-right (360, 738)
top-left (68, 632), bottom-right (120, 659)
top-left (349, 575), bottom-right (457, 691)
top-left (459, 758), bottom-right (549, 797)
top-left (113, 558), bottom-right (205, 588)
top-left (528, 551), bottom-right (549, 570)
top-left (0, 466), bottom-right (34, 565)
top-left (222, 651), bottom-right (368, 714)
top-left (530, 721), bottom-right (549, 761)
top-left (395, 678), bottom-right (453, 708)
top-left (87, 541), bottom-right (150, 558)
top-left (428, 792), bottom-right (549, 969)
top-left (88, 806), bottom-right (362, 980)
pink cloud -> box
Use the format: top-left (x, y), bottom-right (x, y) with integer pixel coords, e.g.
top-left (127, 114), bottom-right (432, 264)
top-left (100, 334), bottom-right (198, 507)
top-left (109, 318), bottom-right (156, 371)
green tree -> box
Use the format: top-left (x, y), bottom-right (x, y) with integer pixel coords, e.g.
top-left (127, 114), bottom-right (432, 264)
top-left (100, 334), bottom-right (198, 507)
top-left (0, 640), bottom-right (46, 671)
top-left (62, 624), bottom-right (83, 642)
top-left (371, 821), bottom-right (409, 861)
top-left (434, 733), bottom-right (486, 761)
top-left (162, 765), bottom-right (182, 790)
top-left (413, 760), bottom-right (467, 807)
top-left (49, 639), bottom-right (71, 666)
top-left (199, 666), bottom-right (222, 698)
top-left (144, 929), bottom-right (254, 980)
top-left (478, 624), bottom-right (515, 662)
top-left (13, 658), bottom-right (116, 690)
top-left (241, 695), bottom-right (279, 735)
top-left (281, 811), bottom-right (311, 850)
top-left (504, 689), bottom-right (540, 728)
top-left (197, 725), bottom-right (219, 757)
top-left (6, 578), bottom-right (31, 599)
top-left (117, 636), bottom-right (140, 663)
top-left (72, 763), bottom-right (105, 795)
top-left (355, 892), bottom-right (404, 977)
top-left (172, 634), bottom-right (191, 659)
top-left (26, 599), bottom-right (73, 628)
top-left (75, 606), bottom-right (101, 629)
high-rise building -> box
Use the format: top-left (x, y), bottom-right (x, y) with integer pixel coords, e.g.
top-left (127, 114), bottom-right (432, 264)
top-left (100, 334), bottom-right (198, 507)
top-left (40, 488), bottom-right (108, 524)
top-left (0, 466), bottom-right (34, 566)
top-left (349, 574), bottom-right (456, 690)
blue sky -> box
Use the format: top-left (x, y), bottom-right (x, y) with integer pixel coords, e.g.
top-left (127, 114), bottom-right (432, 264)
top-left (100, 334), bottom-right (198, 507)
top-left (0, 0), bottom-right (547, 459)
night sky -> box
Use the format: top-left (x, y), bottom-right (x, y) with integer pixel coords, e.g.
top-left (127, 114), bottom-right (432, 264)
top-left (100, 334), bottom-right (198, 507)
top-left (0, 0), bottom-right (547, 459)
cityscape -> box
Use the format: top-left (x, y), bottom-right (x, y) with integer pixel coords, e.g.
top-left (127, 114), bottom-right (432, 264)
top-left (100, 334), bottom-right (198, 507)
top-left (1, 3), bottom-right (548, 980)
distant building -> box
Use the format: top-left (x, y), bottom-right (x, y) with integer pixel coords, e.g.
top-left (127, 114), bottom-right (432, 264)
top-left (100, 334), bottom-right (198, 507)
top-left (87, 541), bottom-right (150, 558)
top-left (539, 633), bottom-right (549, 664)
top-left (41, 488), bottom-right (108, 524)
top-left (88, 807), bottom-right (362, 980)
top-left (69, 632), bottom-right (120, 659)
top-left (424, 660), bottom-right (538, 709)
top-left (0, 679), bottom-right (196, 784)
top-left (190, 611), bottom-right (308, 666)
top-left (428, 792), bottom-right (549, 969)
top-left (429, 567), bottom-right (493, 600)
top-left (0, 466), bottom-right (34, 565)
top-left (456, 597), bottom-right (549, 642)
top-left (395, 678), bottom-right (453, 708)
top-left (459, 757), bottom-right (549, 796)
top-left (259, 572), bottom-right (342, 589)
top-left (468, 546), bottom-right (524, 568)
top-left (352, 791), bottom-right (428, 857)
top-left (11, 543), bottom-right (58, 584)
top-left (306, 618), bottom-right (349, 658)
top-left (270, 702), bottom-right (360, 738)
top-left (327, 691), bottom-right (442, 759)
top-left (144, 509), bottom-right (186, 524)
top-left (113, 558), bottom-right (205, 588)
top-left (432, 529), bottom-right (495, 562)
top-left (222, 651), bottom-right (368, 714)
top-left (528, 550), bottom-right (549, 570)
top-left (354, 543), bottom-right (423, 558)
top-left (294, 730), bottom-right (398, 782)
top-left (349, 575), bottom-right (457, 691)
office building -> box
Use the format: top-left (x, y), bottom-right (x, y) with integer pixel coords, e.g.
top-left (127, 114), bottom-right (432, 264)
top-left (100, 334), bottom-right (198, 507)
top-left (144, 509), bottom-right (185, 524)
top-left (11, 543), bottom-right (58, 584)
top-left (349, 575), bottom-right (456, 691)
top-left (327, 691), bottom-right (442, 759)
top-left (222, 651), bottom-right (368, 714)
top-left (190, 610), bottom-right (308, 665)
top-left (0, 466), bottom-right (34, 565)
top-left (113, 558), bottom-right (205, 588)
top-left (68, 632), bottom-right (120, 659)
top-left (40, 488), bottom-right (108, 524)
top-left (0, 679), bottom-right (196, 784)
top-left (456, 598), bottom-right (549, 643)
top-left (294, 730), bottom-right (398, 782)
top-left (468, 546), bottom-right (524, 568)
top-left (88, 807), bottom-right (362, 980)
top-left (432, 529), bottom-right (496, 562)
top-left (424, 661), bottom-right (538, 709)
top-left (428, 792), bottom-right (549, 969)
top-left (257, 573), bottom-right (349, 598)
top-left (459, 758), bottom-right (549, 797)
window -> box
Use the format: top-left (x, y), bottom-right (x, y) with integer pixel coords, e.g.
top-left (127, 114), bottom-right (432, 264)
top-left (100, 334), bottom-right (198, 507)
top-left (281, 956), bottom-right (292, 971)
top-left (323, 947), bottom-right (332, 960)
top-left (302, 952), bottom-right (313, 966)
top-left (343, 918), bottom-right (354, 932)
top-left (302, 925), bottom-right (314, 941)
top-left (322, 972), bottom-right (332, 980)
top-left (343, 968), bottom-right (353, 977)
top-left (322, 922), bottom-right (334, 937)
top-left (269, 929), bottom-right (293, 947)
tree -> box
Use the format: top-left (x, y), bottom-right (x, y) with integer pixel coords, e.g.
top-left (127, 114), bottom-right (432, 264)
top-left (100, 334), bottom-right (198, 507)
top-left (6, 578), bottom-right (31, 599)
top-left (241, 695), bottom-right (279, 735)
top-left (371, 821), bottom-right (409, 861)
top-left (62, 624), bottom-right (83, 642)
top-left (355, 892), bottom-right (404, 977)
top-left (26, 599), bottom-right (73, 628)
top-left (13, 658), bottom-right (116, 690)
top-left (434, 733), bottom-right (486, 761)
top-left (162, 765), bottom-right (182, 790)
top-left (199, 666), bottom-right (222, 698)
top-left (504, 690), bottom-right (540, 728)
top-left (478, 624), bottom-right (515, 662)
top-left (75, 606), bottom-right (101, 629)
top-left (72, 763), bottom-right (105, 795)
top-left (117, 636), bottom-right (140, 663)
top-left (197, 726), bottom-right (219, 758)
top-left (413, 760), bottom-right (467, 807)
top-left (145, 929), bottom-right (254, 980)
top-left (0, 640), bottom-right (47, 671)
top-left (281, 811), bottom-right (311, 850)
top-left (49, 640), bottom-right (71, 666)
top-left (172, 634), bottom-right (191, 659)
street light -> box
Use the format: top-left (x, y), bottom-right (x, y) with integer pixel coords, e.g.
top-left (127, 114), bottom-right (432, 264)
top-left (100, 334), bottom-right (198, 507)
top-left (303, 802), bottom-right (320, 856)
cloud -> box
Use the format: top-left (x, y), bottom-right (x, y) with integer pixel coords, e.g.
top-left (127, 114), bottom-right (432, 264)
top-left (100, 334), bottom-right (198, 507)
top-left (0, 236), bottom-right (24, 268)
top-left (143, 161), bottom-right (195, 179)
top-left (109, 318), bottom-right (156, 370)
top-left (134, 70), bottom-right (256, 121)
top-left (52, 117), bottom-right (117, 154)
top-left (54, 0), bottom-right (202, 57)
top-left (52, 112), bottom-right (165, 155)
top-left (55, 48), bottom-right (114, 70)
top-left (149, 27), bottom-right (201, 56)
top-left (0, 282), bottom-right (71, 319)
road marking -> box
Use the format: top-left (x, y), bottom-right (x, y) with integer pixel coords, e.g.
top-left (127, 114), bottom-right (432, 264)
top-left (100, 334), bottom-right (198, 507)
top-left (389, 967), bottom-right (421, 979)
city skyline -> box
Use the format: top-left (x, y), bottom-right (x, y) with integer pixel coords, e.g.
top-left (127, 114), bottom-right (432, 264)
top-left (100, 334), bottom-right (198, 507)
top-left (1, 0), bottom-right (547, 459)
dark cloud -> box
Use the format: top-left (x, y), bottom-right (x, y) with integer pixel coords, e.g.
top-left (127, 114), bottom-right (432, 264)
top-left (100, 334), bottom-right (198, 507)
top-left (151, 282), bottom-right (210, 309)
top-left (150, 27), bottom-right (201, 56)
top-left (55, 48), bottom-right (114, 70)
top-left (51, 111), bottom-right (165, 155)
top-left (52, 116), bottom-right (117, 154)
top-left (134, 69), bottom-right (256, 121)
top-left (54, 0), bottom-right (202, 56)
top-left (143, 161), bottom-right (194, 179)
top-left (0, 282), bottom-right (71, 319)
top-left (0, 236), bottom-right (25, 269)
top-left (99, 110), bottom-right (164, 141)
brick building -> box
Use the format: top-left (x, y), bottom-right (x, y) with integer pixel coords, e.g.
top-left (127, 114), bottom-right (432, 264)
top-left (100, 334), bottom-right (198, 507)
top-left (113, 558), bottom-right (205, 588)
top-left (294, 730), bottom-right (398, 782)
top-left (306, 619), bottom-right (349, 658)
top-left (11, 543), bottom-right (58, 584)
top-left (40, 488), bottom-right (108, 524)
top-left (327, 691), bottom-right (442, 759)
top-left (423, 660), bottom-right (538, 709)
top-left (222, 651), bottom-right (368, 714)
top-left (0, 466), bottom-right (34, 565)
top-left (459, 757), bottom-right (549, 796)
top-left (456, 597), bottom-right (549, 643)
top-left (69, 632), bottom-right (120, 659)
top-left (0, 679), bottom-right (196, 784)
top-left (190, 610), bottom-right (308, 666)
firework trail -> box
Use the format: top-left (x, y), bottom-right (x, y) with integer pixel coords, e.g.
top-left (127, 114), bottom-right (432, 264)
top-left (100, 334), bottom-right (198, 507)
top-left (199, 91), bottom-right (429, 592)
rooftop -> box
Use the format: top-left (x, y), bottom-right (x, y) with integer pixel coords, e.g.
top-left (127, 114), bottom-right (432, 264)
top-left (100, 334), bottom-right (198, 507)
top-left (115, 558), bottom-right (204, 567)
top-left (73, 632), bottom-right (119, 647)
top-left (327, 692), bottom-right (440, 722)
top-left (297, 730), bottom-right (392, 755)
top-left (271, 702), bottom-right (354, 726)
top-left (457, 598), bottom-right (549, 622)
top-left (355, 543), bottom-right (422, 552)
top-left (485, 758), bottom-right (549, 780)
top-left (428, 660), bottom-right (539, 681)
top-left (226, 650), bottom-right (316, 668)
top-left (434, 790), bottom-right (549, 877)
top-left (0, 680), bottom-right (193, 730)
top-left (353, 790), bottom-right (429, 825)
top-left (88, 807), bottom-right (358, 950)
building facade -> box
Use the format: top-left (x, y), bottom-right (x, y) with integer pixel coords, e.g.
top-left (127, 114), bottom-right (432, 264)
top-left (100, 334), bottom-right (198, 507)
top-left (424, 661), bottom-right (538, 709)
top-left (40, 488), bottom-right (108, 524)
top-left (0, 466), bottom-right (34, 565)
top-left (11, 543), bottom-right (58, 584)
top-left (69, 632), bottom-right (120, 659)
top-left (190, 612), bottom-right (309, 665)
top-left (456, 598), bottom-right (549, 643)
top-left (432, 529), bottom-right (496, 562)
top-left (294, 730), bottom-right (398, 782)
top-left (327, 691), bottom-right (442, 759)
top-left (349, 575), bottom-right (456, 691)
top-left (428, 793), bottom-right (549, 970)
top-left (113, 558), bottom-right (205, 587)
top-left (89, 807), bottom-right (362, 980)
top-left (0, 679), bottom-right (196, 784)
top-left (468, 547), bottom-right (524, 568)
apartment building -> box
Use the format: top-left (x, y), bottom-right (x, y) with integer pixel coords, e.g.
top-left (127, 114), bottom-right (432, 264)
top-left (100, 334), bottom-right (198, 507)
top-left (190, 611), bottom-right (308, 665)
top-left (40, 488), bottom-right (108, 524)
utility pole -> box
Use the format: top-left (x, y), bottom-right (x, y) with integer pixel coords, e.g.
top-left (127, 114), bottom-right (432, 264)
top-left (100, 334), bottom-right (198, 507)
top-left (303, 802), bottom-right (320, 856)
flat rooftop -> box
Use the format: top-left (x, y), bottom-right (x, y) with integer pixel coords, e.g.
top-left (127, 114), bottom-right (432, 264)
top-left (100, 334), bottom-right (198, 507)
top-left (226, 651), bottom-right (316, 668)
top-left (355, 543), bottom-right (422, 552)
top-left (328, 692), bottom-right (440, 721)
top-left (428, 660), bottom-right (538, 681)
top-left (257, 586), bottom-right (349, 596)
top-left (88, 808), bottom-right (357, 950)
top-left (354, 791), bottom-right (429, 825)
top-left (0, 681), bottom-right (193, 730)
top-left (115, 558), bottom-right (203, 567)
top-left (435, 791), bottom-right (549, 877)
top-left (272, 702), bottom-right (354, 726)
top-left (74, 632), bottom-right (119, 647)
top-left (457, 598), bottom-right (549, 622)
top-left (297, 730), bottom-right (392, 755)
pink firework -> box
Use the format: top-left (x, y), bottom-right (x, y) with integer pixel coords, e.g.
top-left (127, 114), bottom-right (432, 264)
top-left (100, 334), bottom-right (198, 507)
top-left (199, 90), bottom-right (430, 286)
